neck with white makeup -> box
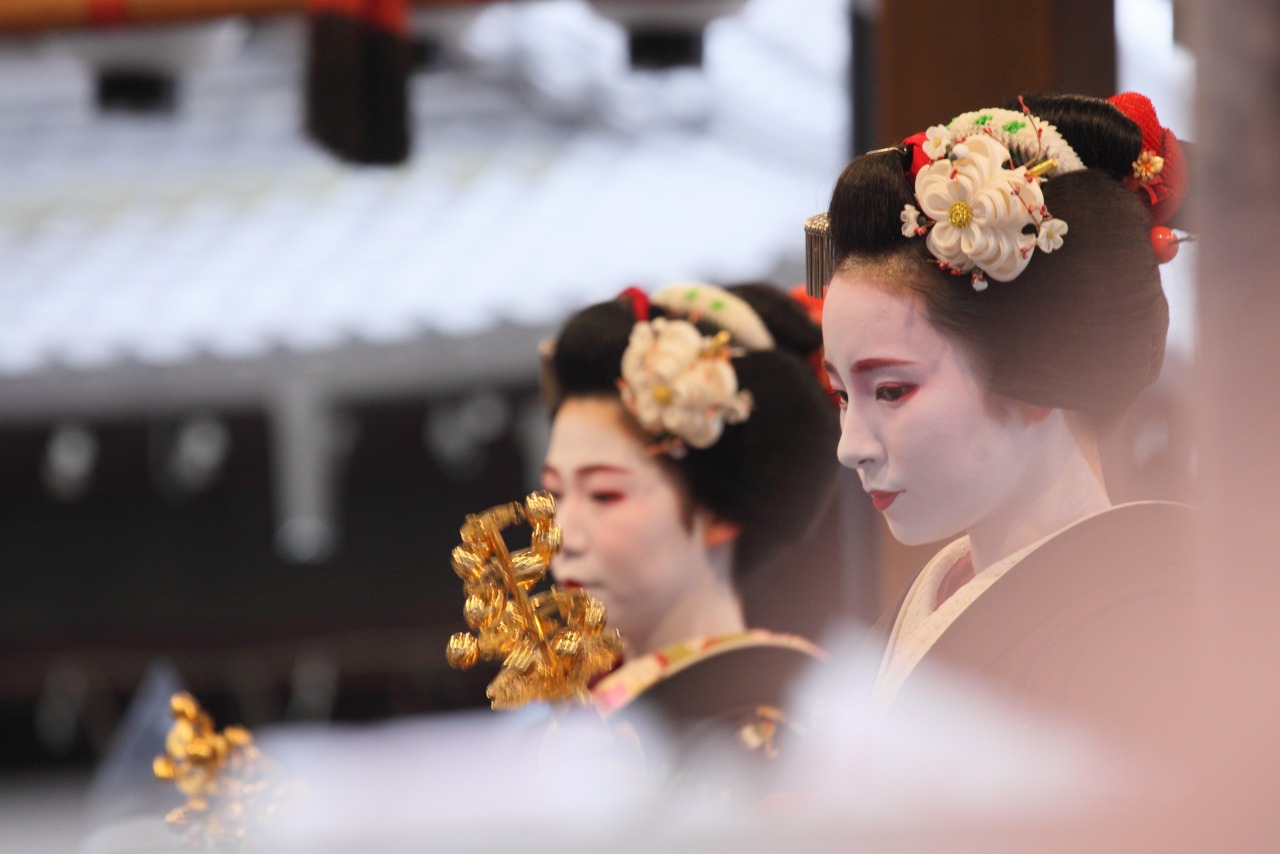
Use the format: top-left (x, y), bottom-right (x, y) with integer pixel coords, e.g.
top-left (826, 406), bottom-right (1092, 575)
top-left (966, 408), bottom-right (1111, 574)
top-left (625, 539), bottom-right (745, 659)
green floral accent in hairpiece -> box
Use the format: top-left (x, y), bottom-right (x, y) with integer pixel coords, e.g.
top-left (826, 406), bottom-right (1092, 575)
top-left (1002, 119), bottom-right (1027, 134)
top-left (973, 114), bottom-right (993, 126)
top-left (709, 299), bottom-right (726, 311)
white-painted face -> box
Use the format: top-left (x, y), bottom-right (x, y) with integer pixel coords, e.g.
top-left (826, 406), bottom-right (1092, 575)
top-left (541, 396), bottom-right (708, 652)
top-left (821, 271), bottom-right (1039, 546)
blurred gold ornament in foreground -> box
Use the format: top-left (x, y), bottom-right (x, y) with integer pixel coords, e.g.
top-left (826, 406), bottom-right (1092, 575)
top-left (153, 692), bottom-right (282, 847)
top-left (447, 491), bottom-right (622, 710)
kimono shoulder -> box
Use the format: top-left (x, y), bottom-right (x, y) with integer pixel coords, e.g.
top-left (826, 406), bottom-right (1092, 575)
top-left (904, 502), bottom-right (1201, 756)
top-left (594, 630), bottom-right (823, 764)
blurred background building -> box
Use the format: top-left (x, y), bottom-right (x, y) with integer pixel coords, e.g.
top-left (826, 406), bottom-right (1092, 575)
top-left (0, 0), bottom-right (1198, 847)
top-left (0, 0), bottom-right (856, 776)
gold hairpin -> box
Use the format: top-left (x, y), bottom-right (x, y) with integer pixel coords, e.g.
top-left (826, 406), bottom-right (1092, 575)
top-left (447, 491), bottom-right (622, 710)
top-left (1027, 157), bottom-right (1059, 178)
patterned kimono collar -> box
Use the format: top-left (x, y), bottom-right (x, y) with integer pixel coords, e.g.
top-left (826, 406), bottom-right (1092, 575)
top-left (591, 629), bottom-right (824, 719)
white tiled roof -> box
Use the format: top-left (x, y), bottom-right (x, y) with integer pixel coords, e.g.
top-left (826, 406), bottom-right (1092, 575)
top-left (0, 0), bottom-right (850, 415)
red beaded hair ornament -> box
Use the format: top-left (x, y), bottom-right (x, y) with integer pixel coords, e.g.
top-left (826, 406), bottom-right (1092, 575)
top-left (1107, 92), bottom-right (1194, 263)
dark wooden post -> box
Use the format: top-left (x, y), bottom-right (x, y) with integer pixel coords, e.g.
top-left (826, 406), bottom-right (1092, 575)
top-left (869, 0), bottom-right (1115, 148)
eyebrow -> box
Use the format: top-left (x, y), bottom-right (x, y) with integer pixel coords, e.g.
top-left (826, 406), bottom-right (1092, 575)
top-left (578, 464), bottom-right (631, 476)
top-left (821, 357), bottom-right (916, 375)
top-left (852, 358), bottom-right (916, 373)
top-left (541, 463), bottom-right (632, 479)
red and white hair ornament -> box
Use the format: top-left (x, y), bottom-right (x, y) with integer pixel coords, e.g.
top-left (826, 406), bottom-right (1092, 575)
top-left (896, 104), bottom-right (1081, 291)
top-left (615, 283), bottom-right (769, 458)
top-left (1107, 92), bottom-right (1193, 264)
top-left (1107, 92), bottom-right (1188, 227)
top-left (617, 286), bottom-right (651, 322)
top-left (788, 284), bottom-right (834, 400)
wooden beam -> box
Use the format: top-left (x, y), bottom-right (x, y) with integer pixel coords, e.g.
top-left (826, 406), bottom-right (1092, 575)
top-left (0, 0), bottom-right (476, 31)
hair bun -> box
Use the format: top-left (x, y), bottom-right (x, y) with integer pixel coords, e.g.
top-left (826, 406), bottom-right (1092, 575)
top-left (545, 282), bottom-right (840, 578)
top-left (725, 283), bottom-right (824, 360)
top-left (824, 91), bottom-right (1173, 427)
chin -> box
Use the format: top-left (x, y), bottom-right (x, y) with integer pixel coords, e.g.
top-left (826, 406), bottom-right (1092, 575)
top-left (590, 593), bottom-right (624, 630)
top-left (883, 513), bottom-right (963, 548)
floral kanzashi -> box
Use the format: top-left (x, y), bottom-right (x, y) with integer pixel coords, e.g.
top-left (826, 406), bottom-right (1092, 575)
top-left (1132, 150), bottom-right (1164, 183)
top-left (900, 204), bottom-right (923, 238)
top-left (946, 107), bottom-right (1085, 175)
top-left (921, 125), bottom-right (951, 160)
top-left (618, 318), bottom-right (752, 456)
top-left (1037, 218), bottom-right (1069, 253)
top-left (904, 134), bottom-right (1068, 290)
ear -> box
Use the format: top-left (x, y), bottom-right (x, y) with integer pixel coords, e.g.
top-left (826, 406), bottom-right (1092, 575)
top-left (702, 512), bottom-right (742, 548)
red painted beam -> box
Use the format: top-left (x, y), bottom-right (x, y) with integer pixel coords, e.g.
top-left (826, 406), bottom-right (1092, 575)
top-left (0, 0), bottom-right (483, 31)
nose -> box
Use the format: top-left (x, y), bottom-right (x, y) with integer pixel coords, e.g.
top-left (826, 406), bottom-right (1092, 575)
top-left (836, 403), bottom-right (882, 472)
top-left (554, 493), bottom-right (587, 558)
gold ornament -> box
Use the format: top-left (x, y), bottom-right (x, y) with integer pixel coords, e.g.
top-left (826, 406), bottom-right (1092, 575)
top-left (948, 200), bottom-right (974, 229)
top-left (705, 329), bottom-right (734, 357)
top-left (446, 491), bottom-right (622, 710)
top-left (153, 692), bottom-right (282, 847)
top-left (1027, 157), bottom-right (1059, 178)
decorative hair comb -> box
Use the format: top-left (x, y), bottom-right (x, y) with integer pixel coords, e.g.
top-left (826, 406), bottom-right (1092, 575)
top-left (807, 102), bottom-right (1080, 293)
top-left (616, 283), bottom-right (768, 458)
top-left (807, 93), bottom-right (1192, 291)
top-left (896, 104), bottom-right (1081, 290)
top-left (804, 214), bottom-right (834, 299)
top-left (446, 491), bottom-right (622, 710)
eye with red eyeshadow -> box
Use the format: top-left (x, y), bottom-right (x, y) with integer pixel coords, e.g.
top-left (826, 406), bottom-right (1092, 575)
top-left (829, 388), bottom-right (849, 408)
top-left (541, 474), bottom-right (563, 503)
top-left (590, 490), bottom-right (625, 505)
top-left (875, 383), bottom-right (918, 403)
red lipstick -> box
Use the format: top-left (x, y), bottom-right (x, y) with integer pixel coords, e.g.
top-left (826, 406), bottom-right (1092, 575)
top-left (559, 580), bottom-right (583, 591)
top-left (869, 491), bottom-right (900, 512)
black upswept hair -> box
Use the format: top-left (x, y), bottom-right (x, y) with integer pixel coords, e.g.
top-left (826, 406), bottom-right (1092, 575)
top-left (546, 283), bottom-right (841, 580)
top-left (826, 93), bottom-right (1168, 429)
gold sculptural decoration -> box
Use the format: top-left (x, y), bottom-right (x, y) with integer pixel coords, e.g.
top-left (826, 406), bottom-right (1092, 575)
top-left (153, 692), bottom-right (278, 847)
top-left (447, 491), bottom-right (622, 710)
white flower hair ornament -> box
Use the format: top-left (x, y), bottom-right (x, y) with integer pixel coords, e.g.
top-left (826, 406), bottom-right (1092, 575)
top-left (900, 107), bottom-right (1083, 291)
top-left (617, 284), bottom-right (770, 458)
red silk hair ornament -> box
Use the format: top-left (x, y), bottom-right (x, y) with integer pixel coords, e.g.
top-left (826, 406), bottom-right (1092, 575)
top-left (901, 131), bottom-right (932, 180)
top-left (1107, 92), bottom-right (1188, 227)
top-left (788, 284), bottom-right (823, 328)
top-left (788, 285), bottom-right (835, 401)
top-left (616, 286), bottom-right (650, 323)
